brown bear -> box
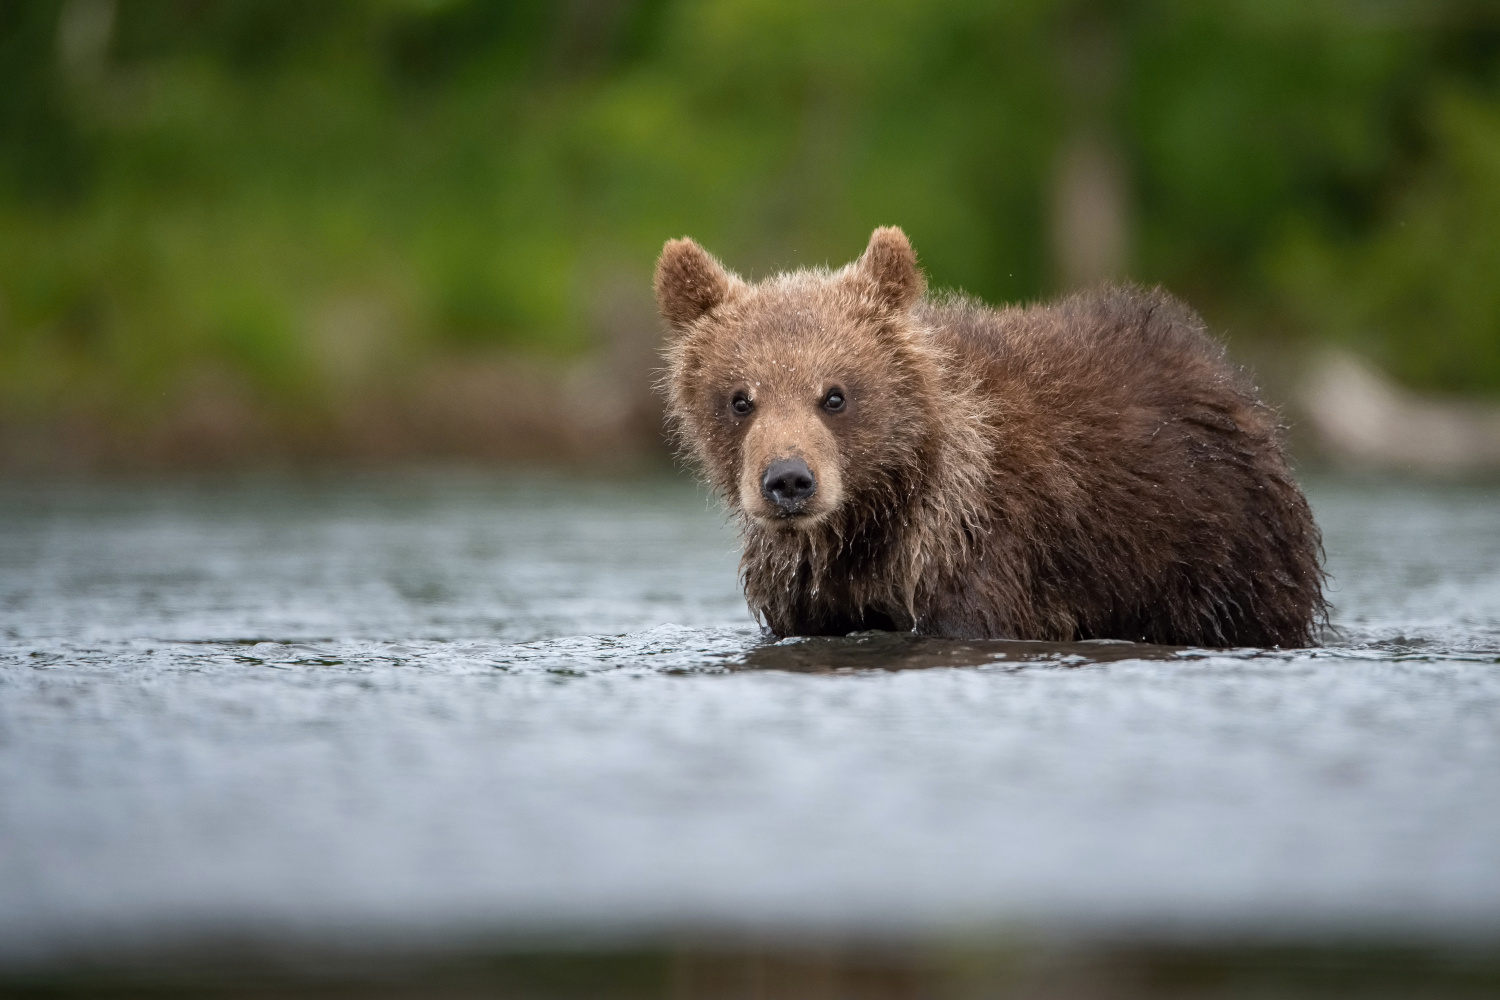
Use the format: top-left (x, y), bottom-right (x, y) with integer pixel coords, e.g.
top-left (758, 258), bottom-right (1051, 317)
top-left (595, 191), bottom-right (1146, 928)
top-left (655, 227), bottom-right (1326, 647)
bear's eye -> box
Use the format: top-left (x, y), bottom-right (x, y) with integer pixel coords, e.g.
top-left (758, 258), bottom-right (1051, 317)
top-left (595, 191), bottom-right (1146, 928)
top-left (730, 392), bottom-right (753, 416)
top-left (822, 388), bottom-right (846, 413)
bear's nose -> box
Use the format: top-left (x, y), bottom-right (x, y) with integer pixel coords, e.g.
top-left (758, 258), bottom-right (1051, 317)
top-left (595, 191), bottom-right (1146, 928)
top-left (762, 457), bottom-right (817, 512)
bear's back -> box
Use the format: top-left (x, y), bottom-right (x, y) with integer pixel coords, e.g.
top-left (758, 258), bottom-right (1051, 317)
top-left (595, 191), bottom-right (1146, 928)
top-left (916, 286), bottom-right (1323, 647)
top-left (921, 286), bottom-right (1251, 421)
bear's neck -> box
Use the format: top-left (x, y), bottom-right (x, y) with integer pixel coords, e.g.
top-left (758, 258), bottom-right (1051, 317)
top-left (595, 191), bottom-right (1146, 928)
top-left (739, 503), bottom-right (915, 635)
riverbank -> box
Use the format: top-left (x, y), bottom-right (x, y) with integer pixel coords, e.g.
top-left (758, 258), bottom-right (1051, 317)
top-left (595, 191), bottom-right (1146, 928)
top-left (0, 347), bottom-right (666, 473)
top-left (8, 344), bottom-right (1500, 477)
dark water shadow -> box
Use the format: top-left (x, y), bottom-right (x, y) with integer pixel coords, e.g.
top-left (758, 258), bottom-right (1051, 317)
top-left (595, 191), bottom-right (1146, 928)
top-left (734, 630), bottom-right (1188, 673)
top-left (7, 939), bottom-right (1498, 1000)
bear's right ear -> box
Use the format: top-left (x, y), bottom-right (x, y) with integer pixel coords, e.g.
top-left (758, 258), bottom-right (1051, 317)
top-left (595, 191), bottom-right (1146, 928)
top-left (655, 237), bottom-right (731, 331)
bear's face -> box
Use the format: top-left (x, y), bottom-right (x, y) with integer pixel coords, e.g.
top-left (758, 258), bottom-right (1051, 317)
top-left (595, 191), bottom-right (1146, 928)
top-left (657, 228), bottom-right (935, 532)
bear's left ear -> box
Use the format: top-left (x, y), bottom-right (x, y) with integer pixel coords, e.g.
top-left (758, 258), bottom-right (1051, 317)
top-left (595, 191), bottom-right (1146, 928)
top-left (856, 226), bottom-right (925, 312)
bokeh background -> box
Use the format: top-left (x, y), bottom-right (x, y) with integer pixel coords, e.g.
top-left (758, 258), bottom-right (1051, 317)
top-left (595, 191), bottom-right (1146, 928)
top-left (2, 0), bottom-right (1499, 470)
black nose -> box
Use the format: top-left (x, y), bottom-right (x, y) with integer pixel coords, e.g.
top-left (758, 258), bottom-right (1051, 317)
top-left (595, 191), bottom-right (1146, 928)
top-left (762, 457), bottom-right (817, 512)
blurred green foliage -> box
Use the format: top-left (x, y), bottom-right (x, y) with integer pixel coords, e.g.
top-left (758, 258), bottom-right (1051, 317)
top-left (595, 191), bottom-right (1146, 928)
top-left (1, 0), bottom-right (1498, 428)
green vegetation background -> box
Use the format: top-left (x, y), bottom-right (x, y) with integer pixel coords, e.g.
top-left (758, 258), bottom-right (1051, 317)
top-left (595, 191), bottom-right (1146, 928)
top-left (2, 0), bottom-right (1498, 452)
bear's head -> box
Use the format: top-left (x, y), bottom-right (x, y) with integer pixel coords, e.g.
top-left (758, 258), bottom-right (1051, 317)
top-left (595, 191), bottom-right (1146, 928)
top-left (656, 227), bottom-right (942, 534)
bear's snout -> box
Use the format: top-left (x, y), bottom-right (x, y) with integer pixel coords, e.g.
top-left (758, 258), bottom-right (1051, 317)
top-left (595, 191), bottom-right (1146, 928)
top-left (762, 457), bottom-right (817, 514)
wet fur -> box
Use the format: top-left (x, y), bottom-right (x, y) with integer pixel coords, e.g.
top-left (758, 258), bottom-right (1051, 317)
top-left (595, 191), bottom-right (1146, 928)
top-left (656, 229), bottom-right (1326, 647)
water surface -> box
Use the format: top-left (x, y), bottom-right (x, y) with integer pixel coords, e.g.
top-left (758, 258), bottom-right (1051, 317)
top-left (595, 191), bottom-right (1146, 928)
top-left (1, 470), bottom-right (1498, 962)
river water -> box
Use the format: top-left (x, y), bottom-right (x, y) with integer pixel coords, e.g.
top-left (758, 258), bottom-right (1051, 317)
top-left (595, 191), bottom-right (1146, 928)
top-left (1, 470), bottom-right (1498, 969)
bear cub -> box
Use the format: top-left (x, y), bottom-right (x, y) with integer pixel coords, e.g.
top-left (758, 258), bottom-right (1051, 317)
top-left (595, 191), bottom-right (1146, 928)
top-left (656, 227), bottom-right (1325, 647)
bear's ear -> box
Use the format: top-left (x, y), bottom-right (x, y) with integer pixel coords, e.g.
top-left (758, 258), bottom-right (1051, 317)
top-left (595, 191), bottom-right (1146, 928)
top-left (856, 226), bottom-right (925, 312)
top-left (655, 237), bottom-right (731, 330)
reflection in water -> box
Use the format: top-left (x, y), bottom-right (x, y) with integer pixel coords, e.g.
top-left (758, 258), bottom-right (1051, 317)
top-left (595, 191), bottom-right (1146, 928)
top-left (738, 631), bottom-right (1186, 672)
top-left (0, 470), bottom-right (1497, 979)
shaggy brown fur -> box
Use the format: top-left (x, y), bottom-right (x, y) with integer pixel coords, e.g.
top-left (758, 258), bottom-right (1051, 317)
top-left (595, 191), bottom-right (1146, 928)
top-left (655, 227), bottom-right (1326, 647)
